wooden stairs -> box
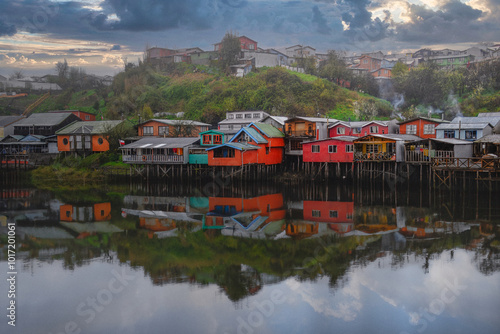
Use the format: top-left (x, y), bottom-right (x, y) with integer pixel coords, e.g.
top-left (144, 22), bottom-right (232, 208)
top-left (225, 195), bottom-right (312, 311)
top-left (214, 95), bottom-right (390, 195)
top-left (22, 92), bottom-right (50, 116)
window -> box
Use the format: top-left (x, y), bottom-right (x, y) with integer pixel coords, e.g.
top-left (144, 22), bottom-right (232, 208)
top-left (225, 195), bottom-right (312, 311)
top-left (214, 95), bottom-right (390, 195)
top-left (213, 134), bottom-right (222, 144)
top-left (345, 144), bottom-right (353, 153)
top-left (366, 144), bottom-right (380, 153)
top-left (97, 137), bottom-right (104, 145)
top-left (159, 126), bottom-right (169, 136)
top-left (352, 128), bottom-right (361, 134)
top-left (329, 210), bottom-right (338, 218)
top-left (423, 124), bottom-right (435, 135)
top-left (370, 126), bottom-right (378, 134)
top-left (363, 59), bottom-right (368, 64)
top-left (85, 115), bottom-right (90, 120)
top-left (228, 125), bottom-right (234, 130)
top-left (266, 147), bottom-right (270, 154)
top-left (228, 114), bottom-right (234, 119)
top-left (63, 138), bottom-right (68, 145)
top-left (213, 147), bottom-right (235, 158)
top-left (202, 134), bottom-right (211, 145)
top-left (236, 114), bottom-right (243, 119)
top-left (245, 113), bottom-right (252, 119)
top-left (444, 130), bottom-right (455, 138)
top-left (328, 145), bottom-right (337, 153)
top-left (312, 210), bottom-right (321, 217)
top-left (406, 124), bottom-right (417, 135)
top-left (312, 145), bottom-right (320, 153)
top-left (253, 113), bottom-right (260, 118)
top-left (249, 44), bottom-right (255, 50)
top-left (384, 69), bottom-right (388, 74)
top-left (346, 213), bottom-right (353, 220)
top-left (337, 127), bottom-right (345, 135)
top-left (143, 126), bottom-right (154, 136)
top-left (465, 130), bottom-right (477, 140)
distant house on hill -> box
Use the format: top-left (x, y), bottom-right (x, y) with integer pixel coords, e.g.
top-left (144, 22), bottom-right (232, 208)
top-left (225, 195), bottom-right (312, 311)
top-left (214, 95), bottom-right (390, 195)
top-left (214, 36), bottom-right (258, 52)
top-left (56, 120), bottom-right (124, 154)
top-left (137, 119), bottom-right (210, 137)
top-left (14, 112), bottom-right (81, 136)
top-left (218, 111), bottom-right (269, 132)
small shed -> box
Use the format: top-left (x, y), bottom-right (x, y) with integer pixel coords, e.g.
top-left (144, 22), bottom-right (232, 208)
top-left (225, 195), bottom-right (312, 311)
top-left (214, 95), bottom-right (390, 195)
top-left (405, 138), bottom-right (473, 163)
top-left (474, 134), bottom-right (500, 157)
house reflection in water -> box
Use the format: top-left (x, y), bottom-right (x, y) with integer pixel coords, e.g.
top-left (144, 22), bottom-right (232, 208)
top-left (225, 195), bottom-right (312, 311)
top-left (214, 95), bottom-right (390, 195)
top-left (206, 193), bottom-right (286, 239)
top-left (122, 195), bottom-right (206, 238)
top-left (59, 202), bottom-right (122, 238)
top-left (286, 201), bottom-right (354, 239)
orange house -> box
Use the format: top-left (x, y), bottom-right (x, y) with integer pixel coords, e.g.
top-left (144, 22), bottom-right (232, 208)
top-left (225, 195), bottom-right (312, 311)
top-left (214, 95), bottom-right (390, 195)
top-left (60, 202), bottom-right (111, 222)
top-left (138, 119), bottom-right (210, 137)
top-left (207, 122), bottom-right (285, 166)
top-left (56, 120), bottom-right (124, 153)
top-left (205, 193), bottom-right (285, 228)
top-left (398, 117), bottom-right (449, 139)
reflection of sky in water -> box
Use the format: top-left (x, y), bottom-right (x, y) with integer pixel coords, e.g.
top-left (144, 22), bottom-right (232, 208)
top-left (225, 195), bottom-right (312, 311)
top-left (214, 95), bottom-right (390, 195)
top-left (1, 249), bottom-right (499, 334)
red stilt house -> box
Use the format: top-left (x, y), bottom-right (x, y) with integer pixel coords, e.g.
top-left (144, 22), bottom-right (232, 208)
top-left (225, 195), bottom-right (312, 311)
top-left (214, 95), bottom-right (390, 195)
top-left (302, 136), bottom-right (357, 163)
top-left (207, 122), bottom-right (284, 166)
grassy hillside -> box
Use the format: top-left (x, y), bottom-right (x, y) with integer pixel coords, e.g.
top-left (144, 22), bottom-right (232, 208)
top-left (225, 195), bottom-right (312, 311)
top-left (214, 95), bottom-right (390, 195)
top-left (106, 64), bottom-right (393, 123)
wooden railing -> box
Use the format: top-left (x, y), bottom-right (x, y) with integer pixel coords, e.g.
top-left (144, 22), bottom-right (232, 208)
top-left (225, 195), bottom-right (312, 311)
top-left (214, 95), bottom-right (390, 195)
top-left (354, 152), bottom-right (395, 161)
top-left (122, 155), bottom-right (184, 164)
top-left (286, 130), bottom-right (315, 137)
top-left (405, 150), bottom-right (454, 163)
top-left (431, 157), bottom-right (500, 170)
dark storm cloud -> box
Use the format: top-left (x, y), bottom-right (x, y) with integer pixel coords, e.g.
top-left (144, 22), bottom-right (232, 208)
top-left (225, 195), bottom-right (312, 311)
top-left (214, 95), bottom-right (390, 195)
top-left (340, 0), bottom-right (373, 29)
top-left (96, 0), bottom-right (213, 31)
top-left (394, 1), bottom-right (493, 43)
top-left (312, 5), bottom-right (332, 34)
top-left (110, 44), bottom-right (121, 51)
top-left (0, 19), bottom-right (17, 37)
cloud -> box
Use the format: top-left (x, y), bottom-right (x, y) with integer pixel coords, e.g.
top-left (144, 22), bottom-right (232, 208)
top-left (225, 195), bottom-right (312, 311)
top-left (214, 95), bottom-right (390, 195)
top-left (312, 5), bottom-right (332, 34)
top-left (0, 19), bottom-right (17, 37)
top-left (110, 44), bottom-right (121, 51)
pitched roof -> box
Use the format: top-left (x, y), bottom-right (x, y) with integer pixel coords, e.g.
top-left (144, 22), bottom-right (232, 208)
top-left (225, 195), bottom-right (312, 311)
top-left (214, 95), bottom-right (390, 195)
top-left (140, 119), bottom-right (211, 127)
top-left (450, 116), bottom-right (500, 127)
top-left (205, 142), bottom-right (260, 151)
top-left (397, 117), bottom-right (450, 125)
top-left (474, 134), bottom-right (500, 144)
top-left (121, 137), bottom-right (199, 149)
top-left (250, 122), bottom-right (284, 138)
top-left (229, 127), bottom-right (268, 144)
top-left (436, 122), bottom-right (492, 130)
top-left (355, 134), bottom-right (421, 142)
top-left (0, 116), bottom-right (24, 127)
top-left (287, 116), bottom-right (335, 123)
top-left (56, 120), bottom-right (123, 135)
top-left (14, 112), bottom-right (76, 126)
top-left (303, 136), bottom-right (358, 144)
top-left (328, 120), bottom-right (387, 128)
top-left (260, 116), bottom-right (288, 125)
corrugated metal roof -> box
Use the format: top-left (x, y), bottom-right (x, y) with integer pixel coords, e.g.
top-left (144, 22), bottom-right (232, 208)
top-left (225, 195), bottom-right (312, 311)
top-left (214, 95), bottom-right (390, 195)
top-left (430, 138), bottom-right (472, 145)
top-left (141, 119), bottom-right (211, 127)
top-left (15, 112), bottom-right (75, 126)
top-left (218, 118), bottom-right (256, 124)
top-left (474, 134), bottom-right (500, 144)
top-left (120, 137), bottom-right (199, 149)
top-left (436, 123), bottom-right (492, 130)
top-left (477, 112), bottom-right (500, 117)
top-left (288, 116), bottom-right (335, 123)
top-left (450, 116), bottom-right (500, 126)
top-left (56, 120), bottom-right (123, 135)
top-left (397, 117), bottom-right (450, 125)
top-left (251, 122), bottom-right (284, 138)
top-left (205, 142), bottom-right (260, 151)
top-left (303, 136), bottom-right (358, 144)
top-left (0, 116), bottom-right (24, 127)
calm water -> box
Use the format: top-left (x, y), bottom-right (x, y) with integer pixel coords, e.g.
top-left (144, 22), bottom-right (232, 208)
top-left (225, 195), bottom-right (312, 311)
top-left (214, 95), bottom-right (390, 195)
top-left (1, 174), bottom-right (499, 334)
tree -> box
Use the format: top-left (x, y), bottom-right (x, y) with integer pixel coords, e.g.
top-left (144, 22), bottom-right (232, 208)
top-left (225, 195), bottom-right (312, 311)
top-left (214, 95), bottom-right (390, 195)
top-left (319, 51), bottom-right (350, 83)
top-left (296, 56), bottom-right (317, 75)
top-left (353, 99), bottom-right (378, 121)
top-left (55, 59), bottom-right (69, 81)
top-left (10, 70), bottom-right (24, 80)
top-left (218, 32), bottom-right (241, 73)
top-left (391, 61), bottom-right (408, 78)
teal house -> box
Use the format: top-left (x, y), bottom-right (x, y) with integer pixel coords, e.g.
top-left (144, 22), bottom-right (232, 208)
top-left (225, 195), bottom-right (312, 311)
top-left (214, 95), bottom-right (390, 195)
top-left (188, 130), bottom-right (231, 164)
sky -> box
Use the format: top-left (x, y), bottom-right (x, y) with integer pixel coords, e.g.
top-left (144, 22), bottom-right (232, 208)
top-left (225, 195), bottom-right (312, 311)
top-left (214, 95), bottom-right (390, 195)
top-left (0, 0), bottom-right (499, 76)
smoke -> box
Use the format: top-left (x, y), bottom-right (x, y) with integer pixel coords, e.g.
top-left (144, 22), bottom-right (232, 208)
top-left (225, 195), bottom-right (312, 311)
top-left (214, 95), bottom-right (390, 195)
top-left (393, 94), bottom-right (405, 110)
top-left (376, 79), bottom-right (405, 111)
top-left (447, 92), bottom-right (463, 117)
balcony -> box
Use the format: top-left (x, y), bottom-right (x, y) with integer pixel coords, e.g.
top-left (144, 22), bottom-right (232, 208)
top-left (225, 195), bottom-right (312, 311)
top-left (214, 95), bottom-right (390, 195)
top-left (354, 151), bottom-right (395, 161)
top-left (122, 155), bottom-right (184, 164)
top-left (286, 130), bottom-right (315, 137)
top-left (405, 150), bottom-right (454, 163)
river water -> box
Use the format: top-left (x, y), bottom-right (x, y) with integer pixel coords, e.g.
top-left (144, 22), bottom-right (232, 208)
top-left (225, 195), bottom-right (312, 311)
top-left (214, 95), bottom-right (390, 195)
top-left (0, 173), bottom-right (499, 334)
